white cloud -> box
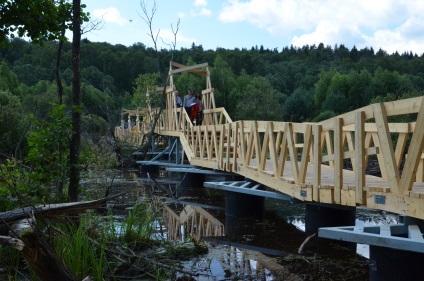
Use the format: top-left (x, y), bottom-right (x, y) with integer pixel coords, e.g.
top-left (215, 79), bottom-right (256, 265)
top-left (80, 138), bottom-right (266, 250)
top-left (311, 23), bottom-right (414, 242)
top-left (362, 16), bottom-right (424, 54)
top-left (219, 0), bottom-right (424, 53)
top-left (194, 0), bottom-right (208, 7)
top-left (191, 0), bottom-right (211, 17)
top-left (199, 8), bottom-right (212, 16)
top-left (93, 7), bottom-right (128, 26)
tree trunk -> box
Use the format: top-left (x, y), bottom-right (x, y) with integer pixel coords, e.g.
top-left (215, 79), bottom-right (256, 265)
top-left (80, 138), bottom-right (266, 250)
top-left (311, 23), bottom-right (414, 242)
top-left (69, 0), bottom-right (82, 202)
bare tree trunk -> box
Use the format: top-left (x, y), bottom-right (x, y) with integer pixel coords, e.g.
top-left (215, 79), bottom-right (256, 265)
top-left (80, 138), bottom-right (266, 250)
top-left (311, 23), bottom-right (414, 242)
top-left (69, 0), bottom-right (81, 202)
top-left (56, 25), bottom-right (66, 201)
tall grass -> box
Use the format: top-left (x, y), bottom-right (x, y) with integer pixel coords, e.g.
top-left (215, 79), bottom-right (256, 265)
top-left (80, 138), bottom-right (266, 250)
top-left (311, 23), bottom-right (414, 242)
top-left (0, 245), bottom-right (21, 281)
top-left (54, 214), bottom-right (108, 281)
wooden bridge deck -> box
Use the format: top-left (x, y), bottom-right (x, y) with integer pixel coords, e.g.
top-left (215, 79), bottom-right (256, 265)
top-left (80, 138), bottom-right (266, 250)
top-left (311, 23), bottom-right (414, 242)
top-left (115, 62), bottom-right (424, 221)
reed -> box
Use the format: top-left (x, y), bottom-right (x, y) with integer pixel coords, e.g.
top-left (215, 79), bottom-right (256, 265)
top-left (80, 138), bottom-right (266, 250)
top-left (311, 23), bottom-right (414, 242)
top-left (54, 215), bottom-right (108, 281)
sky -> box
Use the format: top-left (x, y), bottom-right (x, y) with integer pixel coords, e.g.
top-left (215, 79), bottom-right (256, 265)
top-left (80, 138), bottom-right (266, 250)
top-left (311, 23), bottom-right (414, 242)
top-left (80, 0), bottom-right (424, 55)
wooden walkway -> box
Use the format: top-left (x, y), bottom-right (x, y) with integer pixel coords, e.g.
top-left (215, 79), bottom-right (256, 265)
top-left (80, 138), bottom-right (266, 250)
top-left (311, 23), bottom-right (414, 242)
top-left (115, 62), bottom-right (424, 221)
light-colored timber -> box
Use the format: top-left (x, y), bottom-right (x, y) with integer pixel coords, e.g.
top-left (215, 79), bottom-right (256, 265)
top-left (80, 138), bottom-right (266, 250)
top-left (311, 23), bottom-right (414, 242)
top-left (116, 61), bottom-right (424, 221)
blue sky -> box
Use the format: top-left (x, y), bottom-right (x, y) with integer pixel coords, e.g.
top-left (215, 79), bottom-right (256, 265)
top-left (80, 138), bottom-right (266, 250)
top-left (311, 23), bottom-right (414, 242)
top-left (81, 0), bottom-right (424, 55)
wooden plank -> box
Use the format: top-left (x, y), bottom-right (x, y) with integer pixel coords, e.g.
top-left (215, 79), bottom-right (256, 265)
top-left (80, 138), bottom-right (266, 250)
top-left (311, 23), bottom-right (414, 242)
top-left (219, 123), bottom-right (225, 170)
top-left (394, 133), bottom-right (408, 170)
top-left (319, 188), bottom-right (334, 204)
top-left (344, 147), bottom-right (379, 159)
top-left (212, 125), bottom-right (219, 162)
top-left (245, 122), bottom-right (255, 166)
top-left (417, 158), bottom-right (424, 182)
top-left (324, 131), bottom-right (334, 167)
top-left (238, 121), bottom-right (246, 162)
top-left (277, 128), bottom-right (289, 177)
top-left (299, 124), bottom-right (312, 184)
top-left (345, 131), bottom-right (356, 172)
top-left (334, 118), bottom-right (343, 204)
top-left (285, 123), bottom-right (299, 183)
top-left (233, 122), bottom-right (239, 172)
top-left (399, 99), bottom-right (424, 192)
top-left (170, 62), bottom-right (208, 75)
top-left (373, 103), bottom-right (400, 193)
top-left (313, 125), bottom-right (322, 202)
top-left (343, 122), bottom-right (411, 133)
top-left (267, 122), bottom-right (278, 176)
top-left (260, 122), bottom-right (271, 171)
top-left (371, 132), bottom-right (388, 180)
top-left (355, 111), bottom-right (366, 204)
top-left (225, 123), bottom-right (231, 171)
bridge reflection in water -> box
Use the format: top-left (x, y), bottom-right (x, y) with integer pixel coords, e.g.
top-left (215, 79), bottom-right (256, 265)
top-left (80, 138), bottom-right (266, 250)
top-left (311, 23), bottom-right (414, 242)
top-left (162, 203), bottom-right (302, 280)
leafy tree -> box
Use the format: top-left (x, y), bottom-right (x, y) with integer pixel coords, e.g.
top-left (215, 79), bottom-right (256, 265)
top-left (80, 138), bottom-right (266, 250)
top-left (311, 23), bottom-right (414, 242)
top-left (210, 55), bottom-right (237, 109)
top-left (314, 68), bottom-right (339, 111)
top-left (132, 72), bottom-right (161, 109)
top-left (283, 87), bottom-right (314, 122)
top-left (0, 60), bottom-right (22, 97)
top-left (0, 0), bottom-right (72, 45)
top-left (234, 73), bottom-right (283, 121)
top-left (26, 103), bottom-right (71, 199)
top-left (0, 90), bottom-right (23, 155)
top-left (321, 92), bottom-right (349, 115)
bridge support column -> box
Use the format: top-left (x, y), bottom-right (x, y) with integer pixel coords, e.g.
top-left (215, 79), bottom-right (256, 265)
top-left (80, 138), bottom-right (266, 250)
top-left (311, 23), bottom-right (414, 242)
top-left (139, 164), bottom-right (159, 176)
top-left (180, 173), bottom-right (205, 188)
top-left (369, 216), bottom-right (424, 281)
top-left (305, 203), bottom-right (355, 235)
top-left (225, 191), bottom-right (264, 238)
top-left (369, 246), bottom-right (424, 281)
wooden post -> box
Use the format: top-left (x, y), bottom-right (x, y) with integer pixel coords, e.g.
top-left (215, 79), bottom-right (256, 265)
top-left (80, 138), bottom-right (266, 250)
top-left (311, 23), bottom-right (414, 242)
top-left (313, 124), bottom-right (322, 202)
top-left (399, 99), bottom-right (424, 192)
top-left (355, 111), bottom-right (366, 204)
top-left (373, 103), bottom-right (400, 193)
top-left (334, 118), bottom-right (343, 204)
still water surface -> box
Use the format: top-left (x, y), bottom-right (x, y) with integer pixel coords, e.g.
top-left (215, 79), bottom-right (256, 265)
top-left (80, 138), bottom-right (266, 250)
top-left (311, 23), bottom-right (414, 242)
top-left (88, 168), bottom-right (398, 280)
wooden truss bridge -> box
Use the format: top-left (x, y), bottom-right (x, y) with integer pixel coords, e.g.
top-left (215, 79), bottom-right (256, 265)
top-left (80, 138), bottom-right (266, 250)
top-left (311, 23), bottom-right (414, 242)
top-left (115, 61), bottom-right (424, 221)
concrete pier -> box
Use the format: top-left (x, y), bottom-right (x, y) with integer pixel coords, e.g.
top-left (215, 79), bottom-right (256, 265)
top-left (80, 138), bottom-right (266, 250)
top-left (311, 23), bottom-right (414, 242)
top-left (305, 203), bottom-right (356, 235)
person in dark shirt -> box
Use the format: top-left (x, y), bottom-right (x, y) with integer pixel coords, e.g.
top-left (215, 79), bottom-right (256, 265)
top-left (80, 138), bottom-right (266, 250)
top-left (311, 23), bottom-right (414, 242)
top-left (194, 91), bottom-right (203, 125)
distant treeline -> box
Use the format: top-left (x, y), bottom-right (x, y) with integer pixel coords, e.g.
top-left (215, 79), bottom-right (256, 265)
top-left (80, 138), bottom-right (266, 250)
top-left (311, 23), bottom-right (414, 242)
top-left (1, 38), bottom-right (423, 133)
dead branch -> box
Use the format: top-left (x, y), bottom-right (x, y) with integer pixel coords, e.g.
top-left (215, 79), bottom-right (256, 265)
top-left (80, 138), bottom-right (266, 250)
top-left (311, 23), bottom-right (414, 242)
top-left (298, 233), bottom-right (316, 254)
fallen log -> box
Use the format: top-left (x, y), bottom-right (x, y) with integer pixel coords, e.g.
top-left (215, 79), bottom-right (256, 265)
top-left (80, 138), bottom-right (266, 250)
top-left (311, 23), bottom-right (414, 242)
top-left (0, 192), bottom-right (124, 232)
top-left (0, 193), bottom-right (123, 281)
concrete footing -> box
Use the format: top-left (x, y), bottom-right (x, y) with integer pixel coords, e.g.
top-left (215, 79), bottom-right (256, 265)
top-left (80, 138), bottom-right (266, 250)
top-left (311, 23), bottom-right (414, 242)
top-left (369, 245), bottom-right (424, 281)
top-left (225, 191), bottom-right (264, 238)
top-left (305, 203), bottom-right (356, 235)
top-left (180, 172), bottom-right (205, 188)
top-left (139, 164), bottom-right (159, 176)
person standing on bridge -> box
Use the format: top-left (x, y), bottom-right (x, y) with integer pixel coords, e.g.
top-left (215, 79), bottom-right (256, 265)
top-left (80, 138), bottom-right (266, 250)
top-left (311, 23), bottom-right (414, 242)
top-left (184, 88), bottom-right (195, 122)
top-left (194, 91), bottom-right (203, 125)
top-left (175, 90), bottom-right (182, 108)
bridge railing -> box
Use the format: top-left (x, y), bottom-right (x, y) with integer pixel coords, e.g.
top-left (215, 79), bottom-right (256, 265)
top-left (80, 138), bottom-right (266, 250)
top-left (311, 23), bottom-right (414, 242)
top-left (182, 96), bottom-right (424, 209)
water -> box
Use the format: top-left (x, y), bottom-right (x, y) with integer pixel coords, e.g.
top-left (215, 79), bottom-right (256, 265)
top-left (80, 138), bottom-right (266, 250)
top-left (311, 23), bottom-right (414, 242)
top-left (90, 168), bottom-right (394, 280)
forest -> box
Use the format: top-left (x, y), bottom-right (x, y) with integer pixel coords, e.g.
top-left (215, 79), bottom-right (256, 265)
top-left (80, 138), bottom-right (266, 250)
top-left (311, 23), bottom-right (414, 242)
top-left (1, 37), bottom-right (423, 159)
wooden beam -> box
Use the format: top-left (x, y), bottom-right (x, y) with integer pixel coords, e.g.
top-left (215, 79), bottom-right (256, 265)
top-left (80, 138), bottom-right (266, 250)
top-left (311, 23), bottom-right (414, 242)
top-left (285, 123), bottom-right (299, 184)
top-left (399, 99), bottom-right (424, 192)
top-left (299, 124), bottom-right (312, 184)
top-left (355, 111), bottom-right (366, 204)
top-left (373, 103), bottom-right (400, 193)
top-left (313, 125), bottom-right (322, 201)
top-left (334, 118), bottom-right (343, 204)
